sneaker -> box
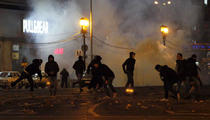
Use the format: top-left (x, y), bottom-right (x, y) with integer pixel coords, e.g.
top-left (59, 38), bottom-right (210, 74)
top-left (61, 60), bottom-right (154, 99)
top-left (160, 98), bottom-right (169, 102)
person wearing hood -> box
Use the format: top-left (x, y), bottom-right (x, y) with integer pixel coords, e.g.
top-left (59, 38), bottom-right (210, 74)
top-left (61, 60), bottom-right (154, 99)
top-left (11, 59), bottom-right (42, 91)
top-left (122, 52), bottom-right (136, 88)
top-left (73, 56), bottom-right (85, 92)
top-left (45, 55), bottom-right (59, 96)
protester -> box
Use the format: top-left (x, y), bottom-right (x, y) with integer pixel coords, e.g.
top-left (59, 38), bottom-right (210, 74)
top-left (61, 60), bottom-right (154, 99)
top-left (73, 56), bottom-right (86, 92)
top-left (93, 61), bottom-right (117, 98)
top-left (122, 52), bottom-right (136, 88)
top-left (11, 59), bottom-right (42, 91)
top-left (87, 55), bottom-right (104, 90)
top-left (60, 68), bottom-right (69, 88)
top-left (155, 64), bottom-right (181, 103)
top-left (45, 55), bottom-right (59, 96)
top-left (185, 54), bottom-right (202, 101)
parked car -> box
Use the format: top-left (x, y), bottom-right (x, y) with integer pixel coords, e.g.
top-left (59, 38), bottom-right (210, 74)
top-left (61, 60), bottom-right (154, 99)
top-left (0, 71), bottom-right (23, 88)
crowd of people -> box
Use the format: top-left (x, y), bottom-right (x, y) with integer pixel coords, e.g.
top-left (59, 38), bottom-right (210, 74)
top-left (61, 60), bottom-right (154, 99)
top-left (10, 52), bottom-right (202, 102)
top-left (155, 53), bottom-right (202, 103)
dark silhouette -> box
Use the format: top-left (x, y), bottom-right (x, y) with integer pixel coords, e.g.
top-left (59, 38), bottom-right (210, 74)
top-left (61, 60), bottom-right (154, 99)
top-left (122, 52), bottom-right (136, 88)
top-left (45, 55), bottom-right (59, 96)
top-left (60, 68), bottom-right (69, 88)
top-left (11, 59), bottom-right (42, 91)
top-left (87, 55), bottom-right (104, 90)
top-left (94, 62), bottom-right (117, 97)
top-left (73, 56), bottom-right (85, 92)
top-left (155, 64), bottom-right (181, 102)
top-left (185, 54), bottom-right (202, 100)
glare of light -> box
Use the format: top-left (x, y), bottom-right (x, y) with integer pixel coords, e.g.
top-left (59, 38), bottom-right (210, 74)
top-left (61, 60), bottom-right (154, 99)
top-left (46, 81), bottom-right (51, 86)
top-left (161, 25), bottom-right (169, 34)
top-left (167, 1), bottom-right (171, 5)
top-left (163, 2), bottom-right (166, 6)
top-left (204, 0), bottom-right (208, 5)
top-left (80, 18), bottom-right (89, 27)
top-left (126, 88), bottom-right (134, 94)
top-left (154, 1), bottom-right (159, 5)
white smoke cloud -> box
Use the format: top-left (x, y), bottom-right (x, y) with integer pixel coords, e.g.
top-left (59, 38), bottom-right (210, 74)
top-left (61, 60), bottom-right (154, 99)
top-left (25, 0), bottom-right (203, 86)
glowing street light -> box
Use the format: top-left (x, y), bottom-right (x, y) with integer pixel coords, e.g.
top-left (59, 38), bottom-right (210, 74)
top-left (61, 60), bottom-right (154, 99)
top-left (80, 17), bottom-right (89, 34)
top-left (80, 17), bottom-right (89, 66)
top-left (167, 1), bottom-right (172, 5)
top-left (160, 25), bottom-right (169, 46)
top-left (154, 1), bottom-right (159, 5)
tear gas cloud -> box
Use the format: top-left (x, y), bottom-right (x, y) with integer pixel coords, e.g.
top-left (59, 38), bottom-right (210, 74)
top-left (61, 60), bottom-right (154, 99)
top-left (26, 0), bottom-right (205, 86)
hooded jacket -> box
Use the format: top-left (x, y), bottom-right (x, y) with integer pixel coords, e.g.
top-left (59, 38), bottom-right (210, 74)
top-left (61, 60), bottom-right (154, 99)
top-left (73, 56), bottom-right (86, 74)
top-left (45, 55), bottom-right (59, 76)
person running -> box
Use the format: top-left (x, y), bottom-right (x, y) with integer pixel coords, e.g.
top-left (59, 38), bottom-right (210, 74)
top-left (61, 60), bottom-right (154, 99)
top-left (45, 55), bottom-right (59, 96)
top-left (11, 59), bottom-right (42, 91)
top-left (93, 61), bottom-right (117, 98)
top-left (122, 52), bottom-right (136, 88)
top-left (155, 64), bottom-right (181, 103)
top-left (73, 56), bottom-right (86, 92)
top-left (60, 68), bottom-right (69, 88)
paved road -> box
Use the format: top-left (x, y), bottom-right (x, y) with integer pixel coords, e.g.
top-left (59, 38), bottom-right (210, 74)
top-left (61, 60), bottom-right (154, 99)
top-left (0, 87), bottom-right (210, 120)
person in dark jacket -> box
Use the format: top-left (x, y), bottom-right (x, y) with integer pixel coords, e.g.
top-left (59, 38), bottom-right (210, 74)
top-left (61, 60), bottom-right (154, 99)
top-left (176, 53), bottom-right (187, 81)
top-left (45, 55), bottom-right (59, 96)
top-left (175, 53), bottom-right (190, 96)
top-left (87, 55), bottom-right (104, 90)
top-left (186, 54), bottom-right (202, 100)
top-left (60, 68), bottom-right (69, 88)
top-left (96, 62), bottom-right (117, 98)
top-left (73, 56), bottom-right (85, 92)
top-left (155, 64), bottom-right (181, 103)
top-left (11, 59), bottom-right (42, 91)
top-left (122, 52), bottom-right (136, 88)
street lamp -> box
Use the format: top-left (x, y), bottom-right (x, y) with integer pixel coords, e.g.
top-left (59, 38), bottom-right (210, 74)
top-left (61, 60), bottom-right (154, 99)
top-left (160, 25), bottom-right (169, 46)
top-left (80, 17), bottom-right (89, 66)
top-left (154, 1), bottom-right (159, 5)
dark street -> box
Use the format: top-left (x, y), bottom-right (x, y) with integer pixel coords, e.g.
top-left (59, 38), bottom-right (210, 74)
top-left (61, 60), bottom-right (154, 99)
top-left (1, 87), bottom-right (210, 120)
